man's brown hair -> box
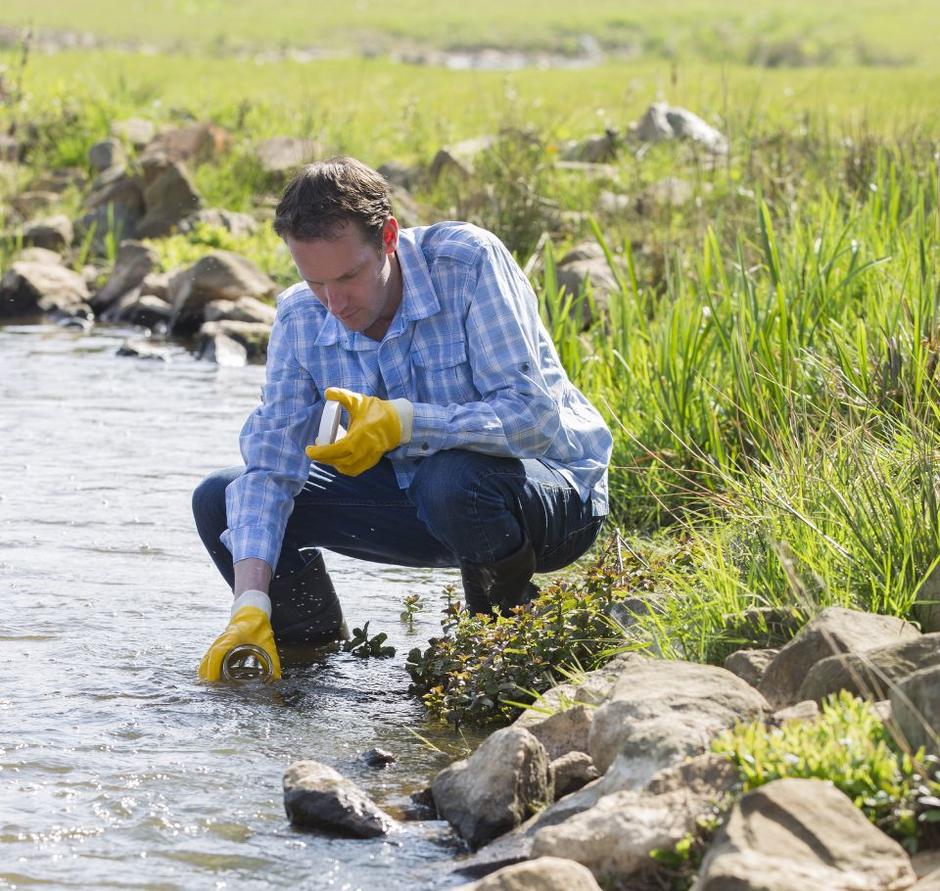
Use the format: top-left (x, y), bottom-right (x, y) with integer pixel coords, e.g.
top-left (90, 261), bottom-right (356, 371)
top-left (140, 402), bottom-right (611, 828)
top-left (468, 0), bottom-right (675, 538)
top-left (273, 156), bottom-right (392, 246)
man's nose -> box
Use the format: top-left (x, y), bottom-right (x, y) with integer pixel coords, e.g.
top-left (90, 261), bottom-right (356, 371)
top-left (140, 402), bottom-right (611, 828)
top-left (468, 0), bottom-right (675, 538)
top-left (321, 286), bottom-right (346, 314)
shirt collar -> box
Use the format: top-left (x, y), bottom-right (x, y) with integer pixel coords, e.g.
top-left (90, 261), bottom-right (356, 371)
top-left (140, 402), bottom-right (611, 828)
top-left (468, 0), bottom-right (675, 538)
top-left (311, 227), bottom-right (441, 349)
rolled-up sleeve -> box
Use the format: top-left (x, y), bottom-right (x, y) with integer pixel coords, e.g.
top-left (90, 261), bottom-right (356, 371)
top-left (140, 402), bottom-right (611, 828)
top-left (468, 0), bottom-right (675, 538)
top-left (399, 239), bottom-right (563, 458)
top-left (220, 308), bottom-right (320, 568)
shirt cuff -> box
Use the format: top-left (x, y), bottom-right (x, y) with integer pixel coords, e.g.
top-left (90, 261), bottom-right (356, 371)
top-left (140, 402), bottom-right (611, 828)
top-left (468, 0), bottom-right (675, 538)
top-left (398, 401), bottom-right (451, 457)
top-left (220, 525), bottom-right (281, 569)
top-left (390, 398), bottom-right (414, 444)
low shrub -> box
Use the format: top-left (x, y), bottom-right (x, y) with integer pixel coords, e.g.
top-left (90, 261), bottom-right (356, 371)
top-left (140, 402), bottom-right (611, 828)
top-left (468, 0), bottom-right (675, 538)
top-left (405, 535), bottom-right (681, 728)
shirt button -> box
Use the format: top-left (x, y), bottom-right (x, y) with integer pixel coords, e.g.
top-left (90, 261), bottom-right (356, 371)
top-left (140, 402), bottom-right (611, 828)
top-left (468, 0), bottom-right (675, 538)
top-left (521, 362), bottom-right (530, 372)
top-left (421, 442), bottom-right (430, 451)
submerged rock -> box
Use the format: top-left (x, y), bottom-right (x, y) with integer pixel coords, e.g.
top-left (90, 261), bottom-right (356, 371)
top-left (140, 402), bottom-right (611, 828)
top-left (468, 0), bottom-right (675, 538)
top-left (282, 760), bottom-right (395, 838)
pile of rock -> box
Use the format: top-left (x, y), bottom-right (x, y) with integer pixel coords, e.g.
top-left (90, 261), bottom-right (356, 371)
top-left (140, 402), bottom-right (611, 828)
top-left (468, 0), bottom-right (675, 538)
top-left (278, 605), bottom-right (940, 890)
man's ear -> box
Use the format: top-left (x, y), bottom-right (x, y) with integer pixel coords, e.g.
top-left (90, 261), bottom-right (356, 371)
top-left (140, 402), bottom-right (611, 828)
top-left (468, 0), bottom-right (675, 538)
top-left (381, 217), bottom-right (399, 255)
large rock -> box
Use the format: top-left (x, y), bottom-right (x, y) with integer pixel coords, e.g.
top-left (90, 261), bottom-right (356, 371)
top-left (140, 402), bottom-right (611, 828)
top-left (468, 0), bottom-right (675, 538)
top-left (799, 633), bottom-right (940, 703)
top-left (554, 242), bottom-right (619, 328)
top-left (135, 159), bottom-right (202, 238)
top-left (588, 656), bottom-right (769, 778)
top-left (21, 215), bottom-right (73, 252)
top-left (255, 136), bottom-right (320, 174)
top-left (203, 295), bottom-right (276, 325)
top-left (0, 261), bottom-right (90, 317)
top-left (890, 665), bottom-right (940, 757)
top-left (431, 726), bottom-right (553, 850)
top-left (92, 240), bottom-right (158, 311)
top-left (178, 208), bottom-right (258, 238)
top-left (428, 135), bottom-right (496, 181)
top-left (453, 857), bottom-right (602, 891)
top-left (77, 169), bottom-right (145, 253)
top-left (518, 704), bottom-right (594, 761)
top-left (198, 331), bottom-right (248, 367)
top-left (633, 102), bottom-right (729, 155)
top-left (532, 754), bottom-right (737, 882)
top-left (282, 760), bottom-right (394, 838)
top-left (560, 131), bottom-right (618, 163)
top-left (122, 294), bottom-right (174, 330)
top-left (88, 138), bottom-right (126, 173)
top-left (167, 251), bottom-right (277, 333)
top-left (197, 320), bottom-right (271, 359)
top-left (759, 607), bottom-right (920, 708)
top-left (695, 778), bottom-right (917, 890)
top-left (140, 122), bottom-right (231, 167)
top-left (111, 118), bottom-right (156, 150)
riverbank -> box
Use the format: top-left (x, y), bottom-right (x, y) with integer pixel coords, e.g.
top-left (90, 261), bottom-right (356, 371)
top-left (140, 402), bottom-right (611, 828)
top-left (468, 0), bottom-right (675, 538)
top-left (3, 22), bottom-right (940, 888)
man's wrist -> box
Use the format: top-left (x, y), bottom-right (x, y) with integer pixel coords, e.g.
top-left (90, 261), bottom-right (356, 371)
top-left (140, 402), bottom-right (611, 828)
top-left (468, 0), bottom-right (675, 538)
top-left (231, 589), bottom-right (272, 618)
top-left (390, 398), bottom-right (414, 444)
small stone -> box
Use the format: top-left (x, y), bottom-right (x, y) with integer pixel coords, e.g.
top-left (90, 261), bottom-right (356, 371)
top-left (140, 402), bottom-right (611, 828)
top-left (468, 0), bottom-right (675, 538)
top-left (771, 700), bottom-right (820, 724)
top-left (362, 747), bottom-right (396, 768)
top-left (117, 338), bottom-right (170, 361)
top-left (723, 648), bottom-right (780, 689)
top-left (550, 752), bottom-right (598, 800)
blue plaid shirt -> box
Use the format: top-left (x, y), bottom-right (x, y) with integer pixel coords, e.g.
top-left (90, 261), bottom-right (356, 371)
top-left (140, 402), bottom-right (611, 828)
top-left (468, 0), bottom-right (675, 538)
top-left (221, 222), bottom-right (612, 567)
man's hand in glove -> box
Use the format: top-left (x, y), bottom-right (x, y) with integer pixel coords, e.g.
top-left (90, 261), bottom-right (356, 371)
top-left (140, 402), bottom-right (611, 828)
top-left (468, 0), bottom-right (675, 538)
top-left (306, 387), bottom-right (413, 477)
top-left (197, 590), bottom-right (282, 682)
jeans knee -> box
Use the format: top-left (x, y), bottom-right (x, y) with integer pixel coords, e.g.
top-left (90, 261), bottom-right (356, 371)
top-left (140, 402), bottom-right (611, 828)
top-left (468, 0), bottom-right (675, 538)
top-left (409, 451), bottom-right (525, 556)
top-left (192, 467), bottom-right (237, 531)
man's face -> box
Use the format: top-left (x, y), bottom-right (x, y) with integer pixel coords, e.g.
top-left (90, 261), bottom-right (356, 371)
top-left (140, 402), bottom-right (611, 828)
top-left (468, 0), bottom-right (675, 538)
top-left (286, 218), bottom-right (400, 336)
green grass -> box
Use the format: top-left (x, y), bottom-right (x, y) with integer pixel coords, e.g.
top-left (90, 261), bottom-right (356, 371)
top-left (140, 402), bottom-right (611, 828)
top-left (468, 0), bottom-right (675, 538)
top-left (2, 0), bottom-right (939, 66)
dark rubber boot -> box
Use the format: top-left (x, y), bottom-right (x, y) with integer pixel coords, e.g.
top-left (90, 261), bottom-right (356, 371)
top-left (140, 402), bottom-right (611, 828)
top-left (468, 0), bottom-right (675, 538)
top-left (459, 540), bottom-right (540, 616)
top-left (269, 551), bottom-right (348, 650)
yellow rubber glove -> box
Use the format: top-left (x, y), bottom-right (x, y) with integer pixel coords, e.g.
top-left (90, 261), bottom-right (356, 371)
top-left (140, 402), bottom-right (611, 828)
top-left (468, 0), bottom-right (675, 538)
top-left (197, 595), bottom-right (282, 682)
top-left (305, 387), bottom-right (412, 477)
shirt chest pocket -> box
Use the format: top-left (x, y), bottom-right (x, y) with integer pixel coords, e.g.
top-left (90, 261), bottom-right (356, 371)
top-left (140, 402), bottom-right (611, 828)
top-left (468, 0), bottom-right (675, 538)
top-left (411, 337), bottom-right (480, 404)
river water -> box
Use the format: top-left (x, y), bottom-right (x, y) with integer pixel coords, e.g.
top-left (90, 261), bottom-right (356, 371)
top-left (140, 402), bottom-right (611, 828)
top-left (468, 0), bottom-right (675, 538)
top-left (0, 324), bottom-right (486, 890)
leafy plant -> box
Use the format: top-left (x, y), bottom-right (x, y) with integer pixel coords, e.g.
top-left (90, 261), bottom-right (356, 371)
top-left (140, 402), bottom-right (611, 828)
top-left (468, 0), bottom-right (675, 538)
top-left (342, 621), bottom-right (396, 659)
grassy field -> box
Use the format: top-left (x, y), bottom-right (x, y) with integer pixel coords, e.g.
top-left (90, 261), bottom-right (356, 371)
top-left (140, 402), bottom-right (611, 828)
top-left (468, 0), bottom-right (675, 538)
top-left (2, 0), bottom-right (939, 65)
top-left (2, 6), bottom-right (940, 719)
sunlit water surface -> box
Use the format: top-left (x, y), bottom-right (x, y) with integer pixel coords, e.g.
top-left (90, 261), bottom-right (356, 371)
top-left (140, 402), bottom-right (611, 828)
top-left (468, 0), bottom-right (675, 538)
top-left (0, 325), bottom-right (485, 890)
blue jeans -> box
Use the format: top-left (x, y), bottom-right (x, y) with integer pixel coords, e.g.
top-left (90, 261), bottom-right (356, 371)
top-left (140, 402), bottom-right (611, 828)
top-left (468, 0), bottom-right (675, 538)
top-left (192, 450), bottom-right (605, 588)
